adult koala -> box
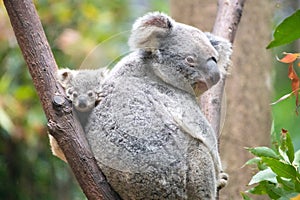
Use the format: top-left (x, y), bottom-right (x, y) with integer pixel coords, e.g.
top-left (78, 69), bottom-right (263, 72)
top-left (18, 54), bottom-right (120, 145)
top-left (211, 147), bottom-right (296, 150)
top-left (86, 12), bottom-right (231, 200)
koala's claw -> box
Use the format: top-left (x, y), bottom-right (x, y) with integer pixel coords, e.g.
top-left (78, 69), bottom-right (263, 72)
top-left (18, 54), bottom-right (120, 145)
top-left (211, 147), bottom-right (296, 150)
top-left (98, 90), bottom-right (107, 98)
top-left (217, 172), bottom-right (229, 190)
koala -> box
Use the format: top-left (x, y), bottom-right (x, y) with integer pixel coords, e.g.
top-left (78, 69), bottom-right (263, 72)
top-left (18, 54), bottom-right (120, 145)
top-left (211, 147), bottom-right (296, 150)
top-left (56, 68), bottom-right (109, 120)
top-left (86, 12), bottom-right (232, 199)
top-left (49, 68), bottom-right (108, 162)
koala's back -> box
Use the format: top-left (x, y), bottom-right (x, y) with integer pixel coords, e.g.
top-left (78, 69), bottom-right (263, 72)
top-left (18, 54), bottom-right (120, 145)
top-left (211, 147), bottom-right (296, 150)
top-left (86, 62), bottom-right (217, 199)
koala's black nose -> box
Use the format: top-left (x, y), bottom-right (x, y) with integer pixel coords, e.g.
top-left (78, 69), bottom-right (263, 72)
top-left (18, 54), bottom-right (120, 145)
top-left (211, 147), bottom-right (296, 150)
top-left (211, 69), bottom-right (220, 85)
top-left (205, 59), bottom-right (220, 87)
top-left (78, 96), bottom-right (87, 108)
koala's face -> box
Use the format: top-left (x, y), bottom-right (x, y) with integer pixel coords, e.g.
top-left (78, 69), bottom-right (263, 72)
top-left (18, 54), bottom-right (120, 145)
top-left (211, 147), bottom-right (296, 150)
top-left (66, 86), bottom-right (98, 112)
top-left (57, 69), bottom-right (104, 112)
top-left (129, 12), bottom-right (225, 96)
top-left (164, 24), bottom-right (220, 94)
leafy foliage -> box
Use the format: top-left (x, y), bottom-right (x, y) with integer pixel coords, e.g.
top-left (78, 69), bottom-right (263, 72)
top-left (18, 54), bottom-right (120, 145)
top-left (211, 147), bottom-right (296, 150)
top-left (267, 10), bottom-right (300, 49)
top-left (271, 53), bottom-right (300, 114)
top-left (269, 7), bottom-right (300, 151)
top-left (243, 130), bottom-right (300, 200)
top-left (248, 37), bottom-right (300, 196)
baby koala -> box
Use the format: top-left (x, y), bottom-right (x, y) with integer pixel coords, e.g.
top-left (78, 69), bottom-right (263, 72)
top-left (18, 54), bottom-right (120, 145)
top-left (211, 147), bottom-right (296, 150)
top-left (57, 68), bottom-right (109, 122)
top-left (49, 68), bottom-right (109, 162)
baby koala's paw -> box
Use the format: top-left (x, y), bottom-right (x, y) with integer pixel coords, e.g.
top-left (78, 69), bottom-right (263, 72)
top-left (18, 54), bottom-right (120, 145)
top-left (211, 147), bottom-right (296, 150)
top-left (217, 171), bottom-right (229, 190)
top-left (98, 89), bottom-right (107, 99)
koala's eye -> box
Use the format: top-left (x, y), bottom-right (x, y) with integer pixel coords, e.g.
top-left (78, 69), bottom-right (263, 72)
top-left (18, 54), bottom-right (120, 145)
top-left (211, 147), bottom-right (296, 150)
top-left (209, 57), bottom-right (217, 63)
top-left (185, 56), bottom-right (196, 66)
top-left (206, 57), bottom-right (218, 70)
top-left (72, 92), bottom-right (78, 98)
top-left (67, 88), bottom-right (73, 95)
top-left (87, 91), bottom-right (94, 97)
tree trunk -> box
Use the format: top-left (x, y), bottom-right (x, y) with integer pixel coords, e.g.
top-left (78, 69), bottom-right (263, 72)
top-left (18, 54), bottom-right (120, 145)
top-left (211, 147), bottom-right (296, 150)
top-left (220, 1), bottom-right (273, 198)
top-left (171, 1), bottom-right (273, 199)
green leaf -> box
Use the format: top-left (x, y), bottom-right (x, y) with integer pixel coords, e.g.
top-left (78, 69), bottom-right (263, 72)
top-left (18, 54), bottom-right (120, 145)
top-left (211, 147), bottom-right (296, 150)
top-left (278, 194), bottom-right (299, 200)
top-left (295, 180), bottom-right (300, 192)
top-left (264, 182), bottom-right (282, 199)
top-left (244, 157), bottom-right (261, 166)
top-left (293, 149), bottom-right (300, 168)
top-left (247, 147), bottom-right (279, 159)
top-left (279, 133), bottom-right (295, 164)
top-left (241, 192), bottom-right (253, 200)
top-left (262, 157), bottom-right (297, 179)
top-left (257, 163), bottom-right (268, 171)
top-left (277, 176), bottom-right (295, 191)
top-left (270, 120), bottom-right (280, 149)
top-left (267, 10), bottom-right (300, 49)
top-left (249, 181), bottom-right (291, 199)
top-left (279, 148), bottom-right (290, 164)
top-left (248, 181), bottom-right (267, 195)
top-left (286, 134), bottom-right (295, 164)
top-left (249, 168), bottom-right (277, 185)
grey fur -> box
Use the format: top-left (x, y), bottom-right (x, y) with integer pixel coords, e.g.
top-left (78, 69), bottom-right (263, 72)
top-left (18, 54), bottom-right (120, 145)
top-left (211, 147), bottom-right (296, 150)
top-left (86, 12), bottom-right (232, 199)
top-left (49, 68), bottom-right (108, 162)
top-left (57, 68), bottom-right (109, 126)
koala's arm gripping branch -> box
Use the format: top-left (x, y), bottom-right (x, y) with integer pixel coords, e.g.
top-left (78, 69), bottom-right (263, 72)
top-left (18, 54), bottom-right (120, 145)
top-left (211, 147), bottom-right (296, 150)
top-left (200, 0), bottom-right (246, 137)
top-left (3, 0), bottom-right (120, 199)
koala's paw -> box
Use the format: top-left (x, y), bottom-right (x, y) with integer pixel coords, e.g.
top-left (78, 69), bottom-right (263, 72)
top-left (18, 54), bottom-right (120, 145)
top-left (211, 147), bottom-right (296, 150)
top-left (97, 88), bottom-right (109, 100)
top-left (217, 171), bottom-right (229, 190)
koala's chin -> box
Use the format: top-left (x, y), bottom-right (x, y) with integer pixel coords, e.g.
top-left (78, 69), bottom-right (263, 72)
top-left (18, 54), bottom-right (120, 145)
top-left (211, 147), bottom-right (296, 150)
top-left (192, 81), bottom-right (209, 97)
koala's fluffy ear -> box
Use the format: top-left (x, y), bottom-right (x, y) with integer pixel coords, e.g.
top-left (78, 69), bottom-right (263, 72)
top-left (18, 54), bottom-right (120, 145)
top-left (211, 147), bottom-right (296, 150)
top-left (57, 68), bottom-right (76, 88)
top-left (128, 12), bottom-right (174, 51)
top-left (205, 33), bottom-right (232, 75)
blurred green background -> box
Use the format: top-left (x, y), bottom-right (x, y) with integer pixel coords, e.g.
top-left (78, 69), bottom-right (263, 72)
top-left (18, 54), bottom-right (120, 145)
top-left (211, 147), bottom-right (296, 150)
top-left (0, 0), bottom-right (299, 199)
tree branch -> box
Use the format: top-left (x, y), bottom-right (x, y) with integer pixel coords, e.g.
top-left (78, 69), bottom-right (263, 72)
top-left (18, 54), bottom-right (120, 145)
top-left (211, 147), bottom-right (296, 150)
top-left (213, 0), bottom-right (246, 43)
top-left (200, 0), bottom-right (246, 136)
top-left (199, 1), bottom-right (245, 199)
top-left (3, 0), bottom-right (120, 199)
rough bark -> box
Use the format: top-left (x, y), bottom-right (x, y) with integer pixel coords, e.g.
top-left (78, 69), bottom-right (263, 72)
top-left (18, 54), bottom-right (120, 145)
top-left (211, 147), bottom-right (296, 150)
top-left (171, 0), bottom-right (272, 199)
top-left (3, 0), bottom-right (120, 199)
top-left (219, 1), bottom-right (272, 198)
top-left (201, 0), bottom-right (245, 136)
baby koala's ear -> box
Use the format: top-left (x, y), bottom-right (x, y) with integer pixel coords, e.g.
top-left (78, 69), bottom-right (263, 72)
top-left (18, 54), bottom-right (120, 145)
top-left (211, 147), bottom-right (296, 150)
top-left (57, 68), bottom-right (77, 88)
top-left (205, 32), bottom-right (232, 75)
top-left (128, 12), bottom-right (174, 51)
